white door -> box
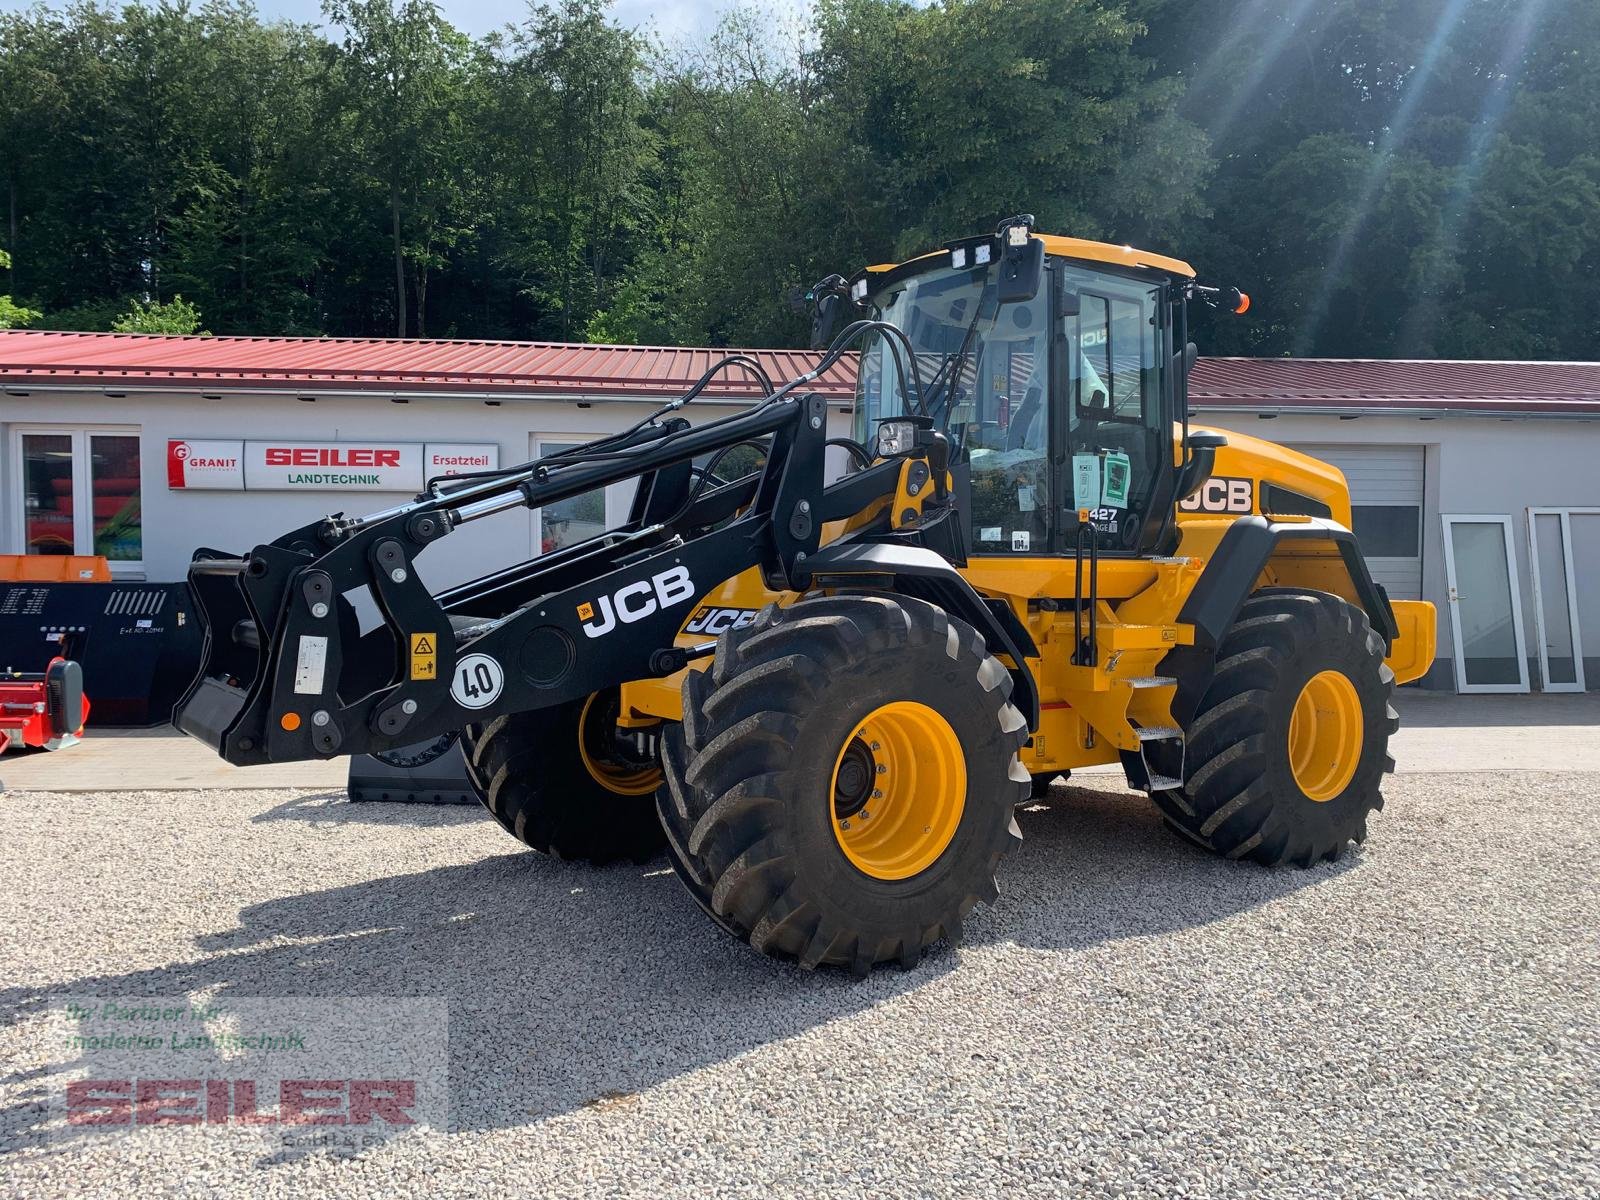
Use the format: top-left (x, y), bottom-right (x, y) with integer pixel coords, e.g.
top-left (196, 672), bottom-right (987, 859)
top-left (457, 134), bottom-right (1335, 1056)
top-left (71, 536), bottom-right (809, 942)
top-left (1441, 514), bottom-right (1529, 694)
top-left (1528, 509), bottom-right (1587, 692)
top-left (1291, 444), bottom-right (1425, 599)
top-left (528, 436), bottom-right (636, 557)
top-left (9, 426), bottom-right (144, 573)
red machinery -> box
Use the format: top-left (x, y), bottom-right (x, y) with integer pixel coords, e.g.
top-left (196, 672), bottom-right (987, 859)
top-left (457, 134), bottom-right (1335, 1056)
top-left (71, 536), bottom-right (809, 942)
top-left (0, 658), bottom-right (89, 754)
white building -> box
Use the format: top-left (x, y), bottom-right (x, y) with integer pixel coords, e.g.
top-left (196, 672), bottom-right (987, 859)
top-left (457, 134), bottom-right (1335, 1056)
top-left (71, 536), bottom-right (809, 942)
top-left (1191, 358), bottom-right (1600, 692)
top-left (3, 332), bottom-right (1597, 693)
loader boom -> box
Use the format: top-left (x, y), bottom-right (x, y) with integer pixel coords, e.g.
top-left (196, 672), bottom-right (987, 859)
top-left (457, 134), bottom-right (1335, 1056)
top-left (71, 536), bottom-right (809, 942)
top-left (173, 328), bottom-right (1023, 767)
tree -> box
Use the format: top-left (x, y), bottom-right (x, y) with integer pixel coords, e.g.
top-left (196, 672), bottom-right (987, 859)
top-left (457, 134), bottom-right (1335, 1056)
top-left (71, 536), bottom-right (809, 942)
top-left (0, 249), bottom-right (41, 328)
top-left (111, 293), bottom-right (207, 334)
top-left (483, 0), bottom-right (653, 340)
top-left (324, 0), bottom-right (478, 337)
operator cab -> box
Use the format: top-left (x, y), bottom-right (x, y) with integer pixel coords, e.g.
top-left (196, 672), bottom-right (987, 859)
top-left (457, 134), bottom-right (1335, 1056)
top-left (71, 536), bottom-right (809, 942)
top-left (844, 220), bottom-right (1212, 558)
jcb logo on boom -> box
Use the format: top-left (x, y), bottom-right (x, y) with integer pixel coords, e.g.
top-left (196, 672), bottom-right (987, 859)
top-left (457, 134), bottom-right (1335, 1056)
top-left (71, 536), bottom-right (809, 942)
top-left (577, 566), bottom-right (696, 639)
top-left (1179, 477), bottom-right (1254, 514)
top-left (683, 606), bottom-right (760, 636)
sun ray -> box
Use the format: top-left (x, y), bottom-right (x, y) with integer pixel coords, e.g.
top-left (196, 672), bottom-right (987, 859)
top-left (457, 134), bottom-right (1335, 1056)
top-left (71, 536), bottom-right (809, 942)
top-left (1396, 0), bottom-right (1552, 353)
top-left (1294, 0), bottom-right (1476, 355)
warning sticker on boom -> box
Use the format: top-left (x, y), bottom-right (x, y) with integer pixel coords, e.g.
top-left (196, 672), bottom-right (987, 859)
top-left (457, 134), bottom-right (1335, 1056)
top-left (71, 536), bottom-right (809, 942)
top-left (293, 635), bottom-right (328, 695)
top-left (410, 632), bottom-right (438, 681)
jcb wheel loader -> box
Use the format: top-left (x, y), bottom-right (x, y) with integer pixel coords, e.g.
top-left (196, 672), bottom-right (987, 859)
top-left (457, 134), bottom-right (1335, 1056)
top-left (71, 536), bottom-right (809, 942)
top-left (174, 218), bottom-right (1436, 974)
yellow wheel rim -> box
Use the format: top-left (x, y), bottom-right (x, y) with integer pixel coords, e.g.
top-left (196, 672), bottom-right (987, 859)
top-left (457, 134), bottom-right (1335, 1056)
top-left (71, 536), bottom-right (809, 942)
top-left (1287, 670), bottom-right (1363, 802)
top-left (577, 692), bottom-right (662, 797)
top-left (830, 700), bottom-right (966, 880)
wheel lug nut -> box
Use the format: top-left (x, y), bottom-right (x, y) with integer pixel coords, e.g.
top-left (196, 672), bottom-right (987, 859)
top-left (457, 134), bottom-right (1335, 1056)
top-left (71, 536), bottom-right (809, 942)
top-left (871, 789), bottom-right (882, 799)
top-left (839, 819), bottom-right (851, 830)
top-left (876, 764), bottom-right (887, 774)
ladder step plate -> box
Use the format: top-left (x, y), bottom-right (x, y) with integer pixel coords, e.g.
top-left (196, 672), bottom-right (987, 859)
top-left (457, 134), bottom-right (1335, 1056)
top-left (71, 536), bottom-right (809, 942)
top-left (1120, 676), bottom-right (1177, 689)
top-left (1146, 774), bottom-right (1184, 792)
top-left (1136, 725), bottom-right (1183, 742)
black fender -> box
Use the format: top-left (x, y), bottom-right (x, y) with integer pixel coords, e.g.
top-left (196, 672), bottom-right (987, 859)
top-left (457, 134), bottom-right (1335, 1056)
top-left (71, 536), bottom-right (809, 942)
top-left (805, 540), bottom-right (1040, 728)
top-left (1165, 516), bottom-right (1398, 726)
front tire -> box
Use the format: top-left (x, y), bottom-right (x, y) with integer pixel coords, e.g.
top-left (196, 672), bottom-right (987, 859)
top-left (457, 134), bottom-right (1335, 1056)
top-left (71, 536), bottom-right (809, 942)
top-left (657, 594), bottom-right (1029, 974)
top-left (461, 689), bottom-right (666, 865)
top-left (1156, 588), bottom-right (1397, 866)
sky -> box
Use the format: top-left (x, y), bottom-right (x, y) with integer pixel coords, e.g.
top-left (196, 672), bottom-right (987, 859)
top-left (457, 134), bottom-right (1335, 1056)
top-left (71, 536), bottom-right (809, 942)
top-left (0, 0), bottom-right (804, 42)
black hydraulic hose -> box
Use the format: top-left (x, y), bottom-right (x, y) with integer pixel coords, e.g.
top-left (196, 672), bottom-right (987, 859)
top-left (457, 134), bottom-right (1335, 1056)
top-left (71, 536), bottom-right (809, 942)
top-left (419, 319), bottom-right (924, 519)
top-left (425, 353), bottom-right (777, 490)
top-left (537, 318), bottom-right (923, 475)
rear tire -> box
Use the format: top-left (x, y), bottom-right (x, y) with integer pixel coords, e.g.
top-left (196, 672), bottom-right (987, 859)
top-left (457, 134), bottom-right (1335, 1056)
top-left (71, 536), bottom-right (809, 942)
top-left (657, 594), bottom-right (1029, 974)
top-left (1156, 588), bottom-right (1397, 866)
top-left (461, 689), bottom-right (665, 865)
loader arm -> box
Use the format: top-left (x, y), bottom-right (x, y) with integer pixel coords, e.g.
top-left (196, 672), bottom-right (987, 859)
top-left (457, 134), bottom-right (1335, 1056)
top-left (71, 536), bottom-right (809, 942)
top-left (177, 386), bottom-right (872, 765)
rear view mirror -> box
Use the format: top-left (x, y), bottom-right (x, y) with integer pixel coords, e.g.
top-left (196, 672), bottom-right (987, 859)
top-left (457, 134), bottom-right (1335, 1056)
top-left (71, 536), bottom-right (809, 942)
top-left (997, 234), bottom-right (1045, 305)
top-left (809, 293), bottom-right (845, 351)
top-left (807, 274), bottom-right (849, 350)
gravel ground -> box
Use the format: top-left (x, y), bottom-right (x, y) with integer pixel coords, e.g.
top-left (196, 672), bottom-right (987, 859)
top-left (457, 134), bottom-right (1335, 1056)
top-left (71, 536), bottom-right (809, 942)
top-left (1, 772), bottom-right (1595, 1199)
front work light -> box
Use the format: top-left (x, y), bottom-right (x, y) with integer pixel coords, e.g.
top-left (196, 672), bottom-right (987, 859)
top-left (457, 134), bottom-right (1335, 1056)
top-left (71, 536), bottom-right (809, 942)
top-left (877, 419), bottom-right (918, 457)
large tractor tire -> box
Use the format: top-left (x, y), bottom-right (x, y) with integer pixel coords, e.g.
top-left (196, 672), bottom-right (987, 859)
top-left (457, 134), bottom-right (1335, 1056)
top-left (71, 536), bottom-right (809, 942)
top-left (657, 594), bottom-right (1029, 975)
top-left (1157, 588), bottom-right (1398, 866)
top-left (461, 688), bottom-right (666, 865)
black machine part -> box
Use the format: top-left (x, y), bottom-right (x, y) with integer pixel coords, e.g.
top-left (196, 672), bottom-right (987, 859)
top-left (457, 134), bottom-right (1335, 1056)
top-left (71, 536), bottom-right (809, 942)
top-left (172, 320), bottom-right (1040, 768)
top-left (0, 580), bottom-right (200, 726)
top-left (348, 733), bottom-right (476, 805)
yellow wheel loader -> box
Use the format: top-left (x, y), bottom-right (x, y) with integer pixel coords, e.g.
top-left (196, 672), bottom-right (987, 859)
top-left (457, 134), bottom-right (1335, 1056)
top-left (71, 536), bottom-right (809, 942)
top-left (174, 217), bottom-right (1436, 974)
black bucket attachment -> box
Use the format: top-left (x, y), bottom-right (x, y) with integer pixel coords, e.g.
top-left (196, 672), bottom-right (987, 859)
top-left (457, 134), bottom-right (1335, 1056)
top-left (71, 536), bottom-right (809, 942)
top-left (172, 551), bottom-right (269, 761)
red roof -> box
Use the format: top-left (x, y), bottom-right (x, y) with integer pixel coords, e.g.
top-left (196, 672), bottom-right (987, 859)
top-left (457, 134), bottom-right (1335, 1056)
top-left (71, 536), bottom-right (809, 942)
top-left (1189, 357), bottom-right (1600, 417)
top-left (0, 330), bottom-right (855, 400)
top-left (2, 331), bottom-right (1598, 417)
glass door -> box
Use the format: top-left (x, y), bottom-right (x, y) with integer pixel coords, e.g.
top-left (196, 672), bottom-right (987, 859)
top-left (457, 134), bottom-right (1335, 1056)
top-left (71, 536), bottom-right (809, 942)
top-left (20, 432), bottom-right (78, 556)
top-left (11, 427), bottom-right (143, 570)
top-left (528, 436), bottom-right (636, 557)
top-left (1441, 514), bottom-right (1529, 694)
top-left (1528, 509), bottom-right (1586, 692)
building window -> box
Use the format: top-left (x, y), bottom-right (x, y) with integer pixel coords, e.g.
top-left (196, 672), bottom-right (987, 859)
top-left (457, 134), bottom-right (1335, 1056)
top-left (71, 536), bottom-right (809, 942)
top-left (12, 427), bottom-right (143, 567)
top-left (534, 438), bottom-right (614, 556)
top-left (1351, 504), bottom-right (1421, 559)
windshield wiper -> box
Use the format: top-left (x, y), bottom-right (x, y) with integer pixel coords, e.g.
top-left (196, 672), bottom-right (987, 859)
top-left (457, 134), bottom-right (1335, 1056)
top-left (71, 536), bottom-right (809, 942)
top-left (922, 282), bottom-right (998, 421)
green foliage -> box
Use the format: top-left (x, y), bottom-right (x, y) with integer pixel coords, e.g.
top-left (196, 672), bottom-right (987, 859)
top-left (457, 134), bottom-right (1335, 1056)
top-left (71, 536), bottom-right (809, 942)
top-left (0, 248), bottom-right (41, 328)
top-left (0, 0), bottom-right (1596, 358)
top-left (111, 294), bottom-right (207, 334)
top-left (1144, 0), bottom-right (1600, 358)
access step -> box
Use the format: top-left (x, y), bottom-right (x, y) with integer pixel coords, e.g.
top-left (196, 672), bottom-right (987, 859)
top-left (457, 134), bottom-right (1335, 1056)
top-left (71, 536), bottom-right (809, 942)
top-left (1121, 723), bottom-right (1186, 794)
top-left (1118, 675), bottom-right (1177, 690)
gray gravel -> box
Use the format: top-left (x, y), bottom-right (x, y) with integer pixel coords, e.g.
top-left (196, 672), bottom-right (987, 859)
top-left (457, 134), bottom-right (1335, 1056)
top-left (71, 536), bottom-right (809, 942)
top-left (1, 772), bottom-right (1596, 1199)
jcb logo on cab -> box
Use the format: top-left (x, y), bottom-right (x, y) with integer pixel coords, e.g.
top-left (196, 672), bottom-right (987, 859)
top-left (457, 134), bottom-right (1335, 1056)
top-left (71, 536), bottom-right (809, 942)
top-left (1179, 477), bottom-right (1254, 514)
top-left (578, 566), bottom-right (696, 638)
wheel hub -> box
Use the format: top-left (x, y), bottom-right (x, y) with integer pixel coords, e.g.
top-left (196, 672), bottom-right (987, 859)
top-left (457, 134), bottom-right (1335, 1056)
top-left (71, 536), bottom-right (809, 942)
top-left (833, 738), bottom-right (875, 820)
top-left (578, 692), bottom-right (663, 797)
top-left (829, 700), bottom-right (967, 880)
top-left (1288, 669), bottom-right (1363, 802)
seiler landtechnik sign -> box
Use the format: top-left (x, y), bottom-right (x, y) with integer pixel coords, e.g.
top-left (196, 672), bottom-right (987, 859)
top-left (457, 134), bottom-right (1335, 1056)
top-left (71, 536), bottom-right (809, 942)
top-left (167, 440), bottom-right (498, 492)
